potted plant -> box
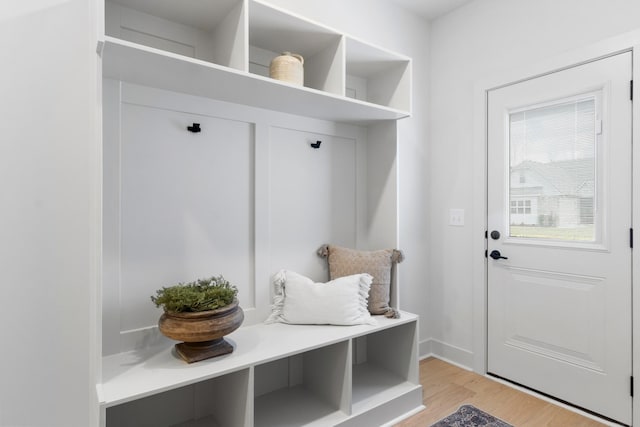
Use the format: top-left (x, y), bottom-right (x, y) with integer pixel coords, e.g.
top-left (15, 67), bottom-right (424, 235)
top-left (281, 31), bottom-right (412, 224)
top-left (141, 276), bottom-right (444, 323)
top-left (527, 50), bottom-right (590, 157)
top-left (151, 275), bottom-right (244, 363)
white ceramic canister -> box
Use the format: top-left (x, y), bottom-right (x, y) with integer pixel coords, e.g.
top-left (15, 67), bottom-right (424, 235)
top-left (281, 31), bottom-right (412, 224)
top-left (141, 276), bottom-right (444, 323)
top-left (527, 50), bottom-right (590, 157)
top-left (269, 52), bottom-right (304, 86)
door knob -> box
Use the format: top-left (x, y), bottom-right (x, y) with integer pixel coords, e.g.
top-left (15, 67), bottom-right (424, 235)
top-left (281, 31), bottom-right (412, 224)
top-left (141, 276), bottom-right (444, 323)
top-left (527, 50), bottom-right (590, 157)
top-left (490, 230), bottom-right (500, 240)
top-left (489, 250), bottom-right (508, 260)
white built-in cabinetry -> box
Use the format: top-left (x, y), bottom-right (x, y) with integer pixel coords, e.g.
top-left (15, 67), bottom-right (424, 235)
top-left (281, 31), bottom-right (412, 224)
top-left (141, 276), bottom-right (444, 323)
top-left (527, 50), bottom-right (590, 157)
top-left (102, 0), bottom-right (411, 122)
top-left (98, 1), bottom-right (420, 426)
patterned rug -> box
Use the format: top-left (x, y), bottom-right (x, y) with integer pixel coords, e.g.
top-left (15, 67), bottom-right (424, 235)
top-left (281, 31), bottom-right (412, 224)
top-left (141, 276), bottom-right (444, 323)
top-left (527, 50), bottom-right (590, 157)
top-left (430, 405), bottom-right (514, 427)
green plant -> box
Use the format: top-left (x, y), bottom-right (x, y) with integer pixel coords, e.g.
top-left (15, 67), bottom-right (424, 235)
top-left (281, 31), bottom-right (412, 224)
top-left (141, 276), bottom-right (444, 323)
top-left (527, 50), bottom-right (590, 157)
top-left (151, 275), bottom-right (238, 313)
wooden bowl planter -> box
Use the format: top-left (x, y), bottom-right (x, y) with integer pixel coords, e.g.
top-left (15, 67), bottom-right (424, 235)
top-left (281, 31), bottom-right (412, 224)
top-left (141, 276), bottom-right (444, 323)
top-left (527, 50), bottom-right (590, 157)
top-left (151, 275), bottom-right (244, 363)
top-left (159, 299), bottom-right (244, 363)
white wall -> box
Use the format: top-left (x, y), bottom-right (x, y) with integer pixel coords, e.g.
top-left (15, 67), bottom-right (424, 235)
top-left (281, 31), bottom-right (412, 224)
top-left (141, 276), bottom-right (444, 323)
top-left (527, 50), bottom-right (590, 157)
top-left (265, 0), bottom-right (432, 349)
top-left (0, 1), bottom-right (100, 426)
top-left (428, 0), bottom-right (640, 366)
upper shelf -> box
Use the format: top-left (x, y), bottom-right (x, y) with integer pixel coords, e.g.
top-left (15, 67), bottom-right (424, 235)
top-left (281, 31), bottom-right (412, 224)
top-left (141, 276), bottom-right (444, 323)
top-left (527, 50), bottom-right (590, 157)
top-left (102, 0), bottom-right (411, 123)
top-left (102, 37), bottom-right (409, 123)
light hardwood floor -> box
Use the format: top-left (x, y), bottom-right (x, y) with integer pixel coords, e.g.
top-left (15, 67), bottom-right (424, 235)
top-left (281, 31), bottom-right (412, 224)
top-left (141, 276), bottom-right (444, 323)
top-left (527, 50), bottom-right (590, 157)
top-left (394, 357), bottom-right (607, 427)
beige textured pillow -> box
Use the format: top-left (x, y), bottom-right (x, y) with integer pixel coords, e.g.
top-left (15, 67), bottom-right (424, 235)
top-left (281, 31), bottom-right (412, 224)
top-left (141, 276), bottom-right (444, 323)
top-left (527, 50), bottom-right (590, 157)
top-left (317, 244), bottom-right (404, 318)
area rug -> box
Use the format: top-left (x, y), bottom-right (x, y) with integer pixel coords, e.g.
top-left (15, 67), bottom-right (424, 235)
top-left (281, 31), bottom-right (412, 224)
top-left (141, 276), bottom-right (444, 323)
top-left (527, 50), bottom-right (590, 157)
top-left (430, 405), bottom-right (514, 427)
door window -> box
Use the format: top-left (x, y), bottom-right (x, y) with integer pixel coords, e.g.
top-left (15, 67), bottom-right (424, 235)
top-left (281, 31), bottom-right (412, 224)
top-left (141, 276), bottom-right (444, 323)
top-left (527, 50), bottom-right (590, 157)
top-left (508, 94), bottom-right (599, 242)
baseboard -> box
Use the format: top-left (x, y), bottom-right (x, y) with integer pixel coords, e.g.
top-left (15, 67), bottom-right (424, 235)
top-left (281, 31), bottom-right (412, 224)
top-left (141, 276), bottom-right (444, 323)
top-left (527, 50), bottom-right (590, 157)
top-left (419, 338), bottom-right (474, 370)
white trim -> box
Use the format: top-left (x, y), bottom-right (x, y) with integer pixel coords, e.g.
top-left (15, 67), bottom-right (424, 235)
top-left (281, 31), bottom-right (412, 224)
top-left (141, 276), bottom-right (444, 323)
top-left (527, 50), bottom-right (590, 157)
top-left (633, 43), bottom-right (640, 427)
top-left (418, 337), bottom-right (431, 357)
top-left (420, 338), bottom-right (474, 369)
top-left (472, 28), bottom-right (640, 426)
top-left (424, 353), bottom-right (474, 373)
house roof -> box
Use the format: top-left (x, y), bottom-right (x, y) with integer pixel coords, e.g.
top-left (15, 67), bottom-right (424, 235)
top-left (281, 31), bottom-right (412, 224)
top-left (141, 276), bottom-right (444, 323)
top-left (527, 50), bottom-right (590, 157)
top-left (511, 158), bottom-right (594, 197)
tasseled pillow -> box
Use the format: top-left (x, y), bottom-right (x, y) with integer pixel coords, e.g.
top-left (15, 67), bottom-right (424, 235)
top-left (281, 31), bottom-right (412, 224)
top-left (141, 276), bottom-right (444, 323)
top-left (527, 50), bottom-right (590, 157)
top-left (317, 244), bottom-right (404, 319)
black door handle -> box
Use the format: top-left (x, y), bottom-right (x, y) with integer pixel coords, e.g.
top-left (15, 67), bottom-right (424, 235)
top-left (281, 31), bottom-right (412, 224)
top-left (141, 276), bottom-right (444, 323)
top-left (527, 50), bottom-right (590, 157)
top-left (489, 250), bottom-right (508, 260)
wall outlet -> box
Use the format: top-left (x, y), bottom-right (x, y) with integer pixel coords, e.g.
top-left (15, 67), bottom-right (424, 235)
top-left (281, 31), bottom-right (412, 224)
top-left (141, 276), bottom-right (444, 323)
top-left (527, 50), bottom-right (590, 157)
top-left (449, 208), bottom-right (464, 226)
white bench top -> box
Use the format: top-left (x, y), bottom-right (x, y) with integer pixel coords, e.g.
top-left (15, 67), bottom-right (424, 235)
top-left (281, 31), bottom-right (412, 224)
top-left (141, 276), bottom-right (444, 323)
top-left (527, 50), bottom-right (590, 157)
top-left (98, 311), bottom-right (418, 407)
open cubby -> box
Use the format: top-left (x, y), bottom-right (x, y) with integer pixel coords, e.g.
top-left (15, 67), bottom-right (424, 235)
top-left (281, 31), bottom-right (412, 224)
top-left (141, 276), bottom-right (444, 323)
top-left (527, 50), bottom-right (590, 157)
top-left (105, 368), bottom-right (251, 427)
top-left (248, 0), bottom-right (344, 95)
top-left (345, 37), bottom-right (411, 112)
top-left (105, 0), bottom-right (247, 71)
top-left (254, 341), bottom-right (350, 427)
top-left (351, 321), bottom-right (419, 414)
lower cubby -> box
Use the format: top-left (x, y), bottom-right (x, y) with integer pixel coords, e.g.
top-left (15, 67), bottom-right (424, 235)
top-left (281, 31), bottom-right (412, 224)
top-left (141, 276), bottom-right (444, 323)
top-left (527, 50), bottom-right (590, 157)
top-left (105, 369), bottom-right (251, 427)
top-left (254, 341), bottom-right (351, 427)
top-left (349, 321), bottom-right (421, 424)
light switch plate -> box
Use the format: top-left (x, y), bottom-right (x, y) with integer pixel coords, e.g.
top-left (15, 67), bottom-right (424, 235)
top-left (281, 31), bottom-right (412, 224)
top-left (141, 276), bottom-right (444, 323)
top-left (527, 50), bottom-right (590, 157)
top-left (449, 208), bottom-right (464, 226)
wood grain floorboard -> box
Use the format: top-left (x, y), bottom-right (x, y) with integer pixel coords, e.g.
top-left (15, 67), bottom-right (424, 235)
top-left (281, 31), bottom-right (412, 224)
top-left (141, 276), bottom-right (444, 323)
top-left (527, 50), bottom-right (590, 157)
top-left (394, 357), bottom-right (607, 427)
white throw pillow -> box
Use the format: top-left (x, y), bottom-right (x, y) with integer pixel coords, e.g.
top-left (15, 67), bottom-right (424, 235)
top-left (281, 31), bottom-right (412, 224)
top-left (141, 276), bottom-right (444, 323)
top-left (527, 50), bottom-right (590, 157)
top-left (265, 270), bottom-right (376, 326)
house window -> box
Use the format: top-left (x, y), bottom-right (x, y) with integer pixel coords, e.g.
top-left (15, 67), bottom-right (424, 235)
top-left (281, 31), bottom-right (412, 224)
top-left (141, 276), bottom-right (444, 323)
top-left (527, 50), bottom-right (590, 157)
top-left (511, 200), bottom-right (531, 214)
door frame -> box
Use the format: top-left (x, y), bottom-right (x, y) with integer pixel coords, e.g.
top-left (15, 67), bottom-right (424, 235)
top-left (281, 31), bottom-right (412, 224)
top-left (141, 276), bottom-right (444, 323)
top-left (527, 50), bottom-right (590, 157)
top-left (471, 29), bottom-right (640, 424)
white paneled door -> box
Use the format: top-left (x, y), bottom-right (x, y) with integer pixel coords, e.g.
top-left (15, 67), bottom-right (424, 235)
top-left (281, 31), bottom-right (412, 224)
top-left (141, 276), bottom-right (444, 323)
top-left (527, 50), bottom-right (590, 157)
top-left (487, 52), bottom-right (632, 424)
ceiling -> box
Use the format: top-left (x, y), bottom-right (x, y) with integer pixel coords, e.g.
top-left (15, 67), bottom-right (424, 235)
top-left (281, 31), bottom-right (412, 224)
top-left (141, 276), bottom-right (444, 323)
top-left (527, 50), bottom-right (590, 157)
top-left (389, 0), bottom-right (475, 20)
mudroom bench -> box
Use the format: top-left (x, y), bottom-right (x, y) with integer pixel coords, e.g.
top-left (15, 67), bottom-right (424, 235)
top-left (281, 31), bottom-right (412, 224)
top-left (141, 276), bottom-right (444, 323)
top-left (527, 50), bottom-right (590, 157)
top-left (99, 312), bottom-right (423, 427)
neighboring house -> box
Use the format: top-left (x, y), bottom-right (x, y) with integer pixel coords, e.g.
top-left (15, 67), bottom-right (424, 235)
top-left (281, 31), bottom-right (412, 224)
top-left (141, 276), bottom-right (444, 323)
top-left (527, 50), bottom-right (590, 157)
top-left (510, 158), bottom-right (594, 227)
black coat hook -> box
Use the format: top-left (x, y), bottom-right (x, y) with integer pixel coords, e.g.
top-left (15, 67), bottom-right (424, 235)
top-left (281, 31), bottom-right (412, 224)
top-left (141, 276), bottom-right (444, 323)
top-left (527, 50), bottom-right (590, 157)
top-left (187, 123), bottom-right (201, 133)
top-left (310, 140), bottom-right (321, 149)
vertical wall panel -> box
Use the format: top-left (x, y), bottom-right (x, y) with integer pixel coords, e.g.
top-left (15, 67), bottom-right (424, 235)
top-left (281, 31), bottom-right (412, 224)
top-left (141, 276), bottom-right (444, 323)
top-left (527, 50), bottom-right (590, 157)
top-left (119, 103), bottom-right (255, 333)
top-left (268, 126), bottom-right (357, 281)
